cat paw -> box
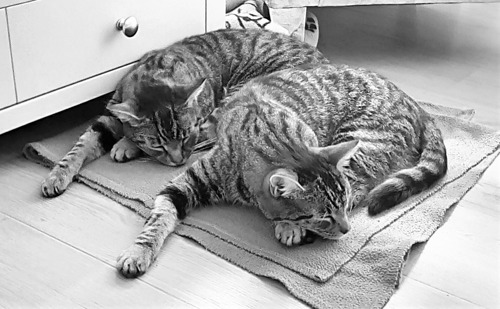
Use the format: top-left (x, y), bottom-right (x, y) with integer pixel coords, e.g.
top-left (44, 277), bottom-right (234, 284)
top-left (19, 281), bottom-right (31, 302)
top-left (110, 137), bottom-right (141, 162)
top-left (366, 200), bottom-right (385, 216)
top-left (116, 244), bottom-right (154, 278)
top-left (274, 222), bottom-right (306, 246)
top-left (41, 166), bottom-right (72, 197)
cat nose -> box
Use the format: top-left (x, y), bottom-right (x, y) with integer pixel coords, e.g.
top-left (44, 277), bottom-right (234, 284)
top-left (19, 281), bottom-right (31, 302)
top-left (339, 222), bottom-right (351, 234)
top-left (167, 149), bottom-right (186, 166)
top-left (167, 157), bottom-right (186, 166)
top-left (156, 153), bottom-right (185, 166)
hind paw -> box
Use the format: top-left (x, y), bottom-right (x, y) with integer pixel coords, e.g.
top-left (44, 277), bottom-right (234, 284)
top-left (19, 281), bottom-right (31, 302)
top-left (274, 222), bottom-right (306, 246)
top-left (111, 137), bottom-right (141, 162)
top-left (116, 244), bottom-right (154, 278)
top-left (41, 166), bottom-right (72, 197)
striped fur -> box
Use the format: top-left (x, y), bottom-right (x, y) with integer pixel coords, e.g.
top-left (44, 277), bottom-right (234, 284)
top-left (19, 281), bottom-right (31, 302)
top-left (117, 64), bottom-right (447, 277)
top-left (41, 29), bottom-right (328, 197)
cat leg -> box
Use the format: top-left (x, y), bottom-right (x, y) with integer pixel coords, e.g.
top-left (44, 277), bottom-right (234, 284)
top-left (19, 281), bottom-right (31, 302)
top-left (41, 115), bottom-right (122, 197)
top-left (117, 195), bottom-right (179, 278)
top-left (194, 110), bottom-right (220, 152)
top-left (274, 221), bottom-right (306, 246)
top-left (117, 155), bottom-right (219, 277)
top-left (350, 187), bottom-right (368, 211)
top-left (346, 176), bottom-right (370, 211)
top-left (110, 136), bottom-right (142, 162)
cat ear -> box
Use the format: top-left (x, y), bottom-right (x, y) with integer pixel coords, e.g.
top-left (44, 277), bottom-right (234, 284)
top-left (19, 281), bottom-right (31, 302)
top-left (268, 168), bottom-right (305, 198)
top-left (172, 79), bottom-right (207, 102)
top-left (310, 140), bottom-right (359, 172)
top-left (184, 79), bottom-right (210, 110)
top-left (200, 107), bottom-right (220, 138)
top-left (106, 100), bottom-right (142, 124)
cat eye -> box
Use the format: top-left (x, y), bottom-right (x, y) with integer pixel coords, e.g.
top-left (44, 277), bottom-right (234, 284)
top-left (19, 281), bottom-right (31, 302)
top-left (149, 140), bottom-right (164, 149)
top-left (318, 218), bottom-right (334, 229)
top-left (136, 133), bottom-right (157, 140)
top-left (133, 138), bottom-right (145, 145)
top-left (271, 214), bottom-right (313, 222)
top-left (181, 131), bottom-right (192, 141)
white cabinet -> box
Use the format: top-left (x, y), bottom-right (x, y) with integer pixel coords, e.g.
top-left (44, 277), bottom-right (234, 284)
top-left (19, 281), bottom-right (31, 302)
top-left (9, 0), bottom-right (207, 101)
top-left (0, 9), bottom-right (16, 110)
top-left (0, 0), bottom-right (225, 135)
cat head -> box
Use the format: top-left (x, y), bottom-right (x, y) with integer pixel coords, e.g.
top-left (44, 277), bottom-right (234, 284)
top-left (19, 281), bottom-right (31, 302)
top-left (262, 140), bottom-right (359, 240)
top-left (107, 78), bottom-right (213, 166)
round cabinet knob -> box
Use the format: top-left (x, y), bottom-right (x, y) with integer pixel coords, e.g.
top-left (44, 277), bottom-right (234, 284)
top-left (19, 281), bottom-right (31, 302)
top-left (116, 16), bottom-right (139, 38)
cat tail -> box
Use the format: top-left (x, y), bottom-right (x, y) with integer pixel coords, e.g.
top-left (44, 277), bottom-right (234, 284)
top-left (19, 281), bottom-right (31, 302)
top-left (365, 115), bottom-right (447, 215)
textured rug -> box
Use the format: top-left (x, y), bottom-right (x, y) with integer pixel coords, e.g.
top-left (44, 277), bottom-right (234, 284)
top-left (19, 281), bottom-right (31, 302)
top-left (24, 102), bottom-right (500, 309)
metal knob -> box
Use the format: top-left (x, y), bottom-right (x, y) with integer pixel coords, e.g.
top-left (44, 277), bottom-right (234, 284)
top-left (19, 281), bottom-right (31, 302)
top-left (116, 16), bottom-right (139, 38)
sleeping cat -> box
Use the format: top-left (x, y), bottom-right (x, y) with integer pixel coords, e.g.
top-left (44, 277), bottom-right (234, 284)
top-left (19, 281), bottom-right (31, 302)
top-left (41, 28), bottom-right (328, 197)
top-left (116, 64), bottom-right (447, 278)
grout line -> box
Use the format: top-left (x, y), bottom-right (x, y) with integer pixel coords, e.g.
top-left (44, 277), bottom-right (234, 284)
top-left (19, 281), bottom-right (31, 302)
top-left (402, 276), bottom-right (488, 308)
top-left (476, 181), bottom-right (500, 190)
top-left (0, 210), bottom-right (198, 308)
top-left (0, 0), bottom-right (34, 9)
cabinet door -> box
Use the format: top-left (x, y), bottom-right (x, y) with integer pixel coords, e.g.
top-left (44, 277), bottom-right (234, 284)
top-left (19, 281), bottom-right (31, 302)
top-left (8, 0), bottom-right (206, 102)
top-left (0, 9), bottom-right (16, 109)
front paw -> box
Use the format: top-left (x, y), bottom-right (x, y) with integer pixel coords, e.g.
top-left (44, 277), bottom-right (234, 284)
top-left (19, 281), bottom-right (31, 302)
top-left (41, 166), bottom-right (72, 197)
top-left (116, 244), bottom-right (154, 278)
top-left (110, 137), bottom-right (141, 162)
top-left (274, 222), bottom-right (306, 246)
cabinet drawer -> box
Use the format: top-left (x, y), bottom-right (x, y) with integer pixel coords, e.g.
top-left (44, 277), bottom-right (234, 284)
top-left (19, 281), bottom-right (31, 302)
top-left (0, 9), bottom-right (16, 109)
top-left (8, 0), bottom-right (206, 102)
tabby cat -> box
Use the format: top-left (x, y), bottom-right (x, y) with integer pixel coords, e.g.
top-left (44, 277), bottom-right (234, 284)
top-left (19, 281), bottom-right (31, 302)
top-left (41, 29), bottom-right (328, 197)
top-left (116, 64), bottom-right (447, 278)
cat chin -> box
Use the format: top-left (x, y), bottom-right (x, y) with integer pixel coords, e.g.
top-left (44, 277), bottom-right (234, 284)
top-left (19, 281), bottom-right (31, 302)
top-left (138, 148), bottom-right (186, 166)
top-left (155, 155), bottom-right (186, 167)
